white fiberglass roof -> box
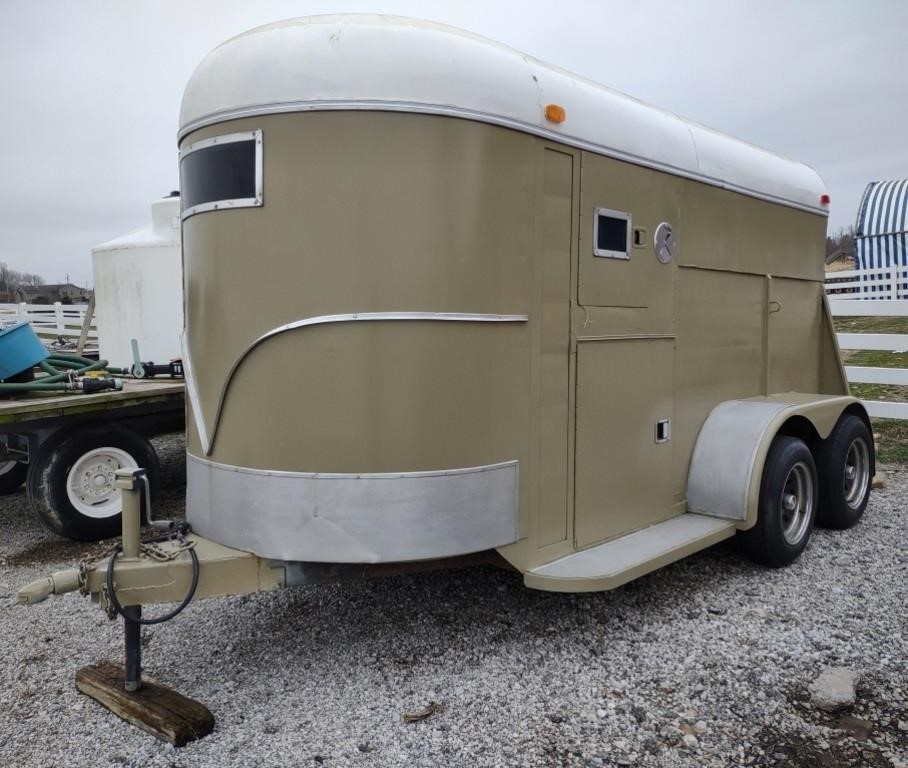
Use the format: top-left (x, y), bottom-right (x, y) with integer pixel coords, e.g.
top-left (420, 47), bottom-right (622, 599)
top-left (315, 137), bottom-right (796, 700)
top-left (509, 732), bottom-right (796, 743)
top-left (179, 15), bottom-right (827, 215)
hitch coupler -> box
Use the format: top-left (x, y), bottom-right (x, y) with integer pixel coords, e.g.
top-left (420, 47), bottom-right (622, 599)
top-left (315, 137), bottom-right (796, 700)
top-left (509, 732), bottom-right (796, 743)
top-left (18, 568), bottom-right (81, 605)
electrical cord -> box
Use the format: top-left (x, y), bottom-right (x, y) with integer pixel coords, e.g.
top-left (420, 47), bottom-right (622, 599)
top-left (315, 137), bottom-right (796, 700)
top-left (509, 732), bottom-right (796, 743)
top-left (105, 528), bottom-right (200, 625)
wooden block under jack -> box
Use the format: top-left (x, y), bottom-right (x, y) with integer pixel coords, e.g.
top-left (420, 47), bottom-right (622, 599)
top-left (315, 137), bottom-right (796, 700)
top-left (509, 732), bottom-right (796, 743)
top-left (75, 660), bottom-right (214, 747)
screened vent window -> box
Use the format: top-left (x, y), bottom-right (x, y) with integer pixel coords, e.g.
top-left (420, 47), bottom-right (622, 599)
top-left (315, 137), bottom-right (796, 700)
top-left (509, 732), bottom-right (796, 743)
top-left (180, 130), bottom-right (262, 219)
top-left (593, 208), bottom-right (631, 259)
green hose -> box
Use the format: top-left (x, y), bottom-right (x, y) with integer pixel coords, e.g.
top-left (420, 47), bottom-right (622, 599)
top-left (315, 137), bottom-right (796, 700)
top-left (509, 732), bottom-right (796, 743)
top-left (38, 360), bottom-right (66, 382)
top-left (0, 354), bottom-right (115, 393)
top-left (48, 358), bottom-right (108, 375)
top-left (43, 359), bottom-right (84, 370)
top-left (48, 353), bottom-right (102, 365)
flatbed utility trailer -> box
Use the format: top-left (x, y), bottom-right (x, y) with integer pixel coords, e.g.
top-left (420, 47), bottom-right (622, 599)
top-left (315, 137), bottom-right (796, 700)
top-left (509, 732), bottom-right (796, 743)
top-left (0, 379), bottom-right (184, 540)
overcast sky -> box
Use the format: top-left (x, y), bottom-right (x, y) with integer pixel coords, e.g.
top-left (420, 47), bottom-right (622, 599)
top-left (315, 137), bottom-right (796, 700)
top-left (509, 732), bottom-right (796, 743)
top-left (2, 0), bottom-right (906, 287)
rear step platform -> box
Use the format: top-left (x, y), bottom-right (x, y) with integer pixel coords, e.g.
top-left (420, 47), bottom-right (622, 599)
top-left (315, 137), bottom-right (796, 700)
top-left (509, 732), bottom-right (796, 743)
top-left (525, 514), bottom-right (737, 592)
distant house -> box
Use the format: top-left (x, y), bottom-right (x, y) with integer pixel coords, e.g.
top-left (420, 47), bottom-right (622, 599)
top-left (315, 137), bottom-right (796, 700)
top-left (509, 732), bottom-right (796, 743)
top-left (15, 283), bottom-right (92, 304)
top-left (825, 240), bottom-right (854, 268)
top-left (854, 179), bottom-right (907, 297)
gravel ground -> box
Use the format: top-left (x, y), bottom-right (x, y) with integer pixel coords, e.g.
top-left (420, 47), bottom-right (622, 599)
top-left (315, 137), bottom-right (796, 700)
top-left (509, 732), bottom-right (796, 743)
top-left (0, 433), bottom-right (905, 768)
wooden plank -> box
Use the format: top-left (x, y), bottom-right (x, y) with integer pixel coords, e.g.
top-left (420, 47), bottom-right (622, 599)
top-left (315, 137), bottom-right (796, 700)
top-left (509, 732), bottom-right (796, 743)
top-left (837, 333), bottom-right (908, 352)
top-left (844, 366), bottom-right (908, 386)
top-left (0, 380), bottom-right (184, 424)
top-left (76, 293), bottom-right (97, 355)
top-left (829, 299), bottom-right (908, 317)
top-left (76, 660), bottom-right (214, 747)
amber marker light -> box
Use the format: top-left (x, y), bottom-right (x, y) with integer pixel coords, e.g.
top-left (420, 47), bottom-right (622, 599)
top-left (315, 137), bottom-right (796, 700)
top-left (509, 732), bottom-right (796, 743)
top-left (545, 103), bottom-right (566, 123)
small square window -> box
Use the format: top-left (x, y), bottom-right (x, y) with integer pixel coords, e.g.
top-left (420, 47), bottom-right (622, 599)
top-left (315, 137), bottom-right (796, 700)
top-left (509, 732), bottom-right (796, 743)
top-left (593, 208), bottom-right (631, 259)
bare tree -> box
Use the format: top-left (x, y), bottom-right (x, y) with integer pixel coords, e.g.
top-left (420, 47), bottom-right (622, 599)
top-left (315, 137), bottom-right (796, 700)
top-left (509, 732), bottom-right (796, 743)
top-left (825, 226), bottom-right (854, 260)
top-left (0, 262), bottom-right (47, 300)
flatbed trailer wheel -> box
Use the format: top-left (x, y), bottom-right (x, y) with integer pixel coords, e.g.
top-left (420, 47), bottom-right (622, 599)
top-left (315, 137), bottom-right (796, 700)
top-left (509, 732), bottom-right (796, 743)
top-left (741, 435), bottom-right (817, 568)
top-left (0, 460), bottom-right (27, 495)
top-left (816, 414), bottom-right (873, 530)
top-left (26, 424), bottom-right (159, 541)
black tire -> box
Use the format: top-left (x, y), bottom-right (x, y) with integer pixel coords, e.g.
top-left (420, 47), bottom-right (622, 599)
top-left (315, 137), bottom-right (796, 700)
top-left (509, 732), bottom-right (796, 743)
top-left (0, 461), bottom-right (27, 495)
top-left (816, 414), bottom-right (874, 530)
top-left (26, 424), bottom-right (159, 541)
top-left (740, 435), bottom-right (817, 568)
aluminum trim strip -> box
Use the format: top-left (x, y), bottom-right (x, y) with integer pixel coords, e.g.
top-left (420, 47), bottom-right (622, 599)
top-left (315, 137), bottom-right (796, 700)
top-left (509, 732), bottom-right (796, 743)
top-left (179, 101), bottom-right (827, 216)
top-left (184, 311), bottom-right (528, 455)
top-left (180, 129), bottom-right (260, 156)
top-left (186, 454), bottom-right (520, 563)
top-left (181, 197), bottom-right (261, 220)
top-left (189, 452), bottom-right (518, 480)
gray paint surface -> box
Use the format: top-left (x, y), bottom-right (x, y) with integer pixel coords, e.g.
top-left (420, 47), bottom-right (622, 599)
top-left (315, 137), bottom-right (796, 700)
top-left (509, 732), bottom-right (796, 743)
top-left (686, 399), bottom-right (790, 520)
top-left (186, 454), bottom-right (520, 563)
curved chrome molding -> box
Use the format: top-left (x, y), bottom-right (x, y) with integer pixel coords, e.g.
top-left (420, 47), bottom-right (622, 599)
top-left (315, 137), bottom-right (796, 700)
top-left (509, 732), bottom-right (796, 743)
top-left (184, 311), bottom-right (528, 455)
top-left (188, 453), bottom-right (518, 480)
top-left (178, 101), bottom-right (827, 216)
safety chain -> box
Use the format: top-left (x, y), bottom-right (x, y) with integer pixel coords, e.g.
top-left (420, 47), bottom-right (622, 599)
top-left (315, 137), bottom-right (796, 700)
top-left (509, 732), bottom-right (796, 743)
top-left (78, 523), bottom-right (197, 598)
top-left (141, 535), bottom-right (196, 562)
top-left (79, 545), bottom-right (118, 596)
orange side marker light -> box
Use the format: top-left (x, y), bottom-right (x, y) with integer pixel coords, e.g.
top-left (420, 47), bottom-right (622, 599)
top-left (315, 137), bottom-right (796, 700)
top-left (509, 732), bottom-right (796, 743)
top-left (545, 103), bottom-right (566, 124)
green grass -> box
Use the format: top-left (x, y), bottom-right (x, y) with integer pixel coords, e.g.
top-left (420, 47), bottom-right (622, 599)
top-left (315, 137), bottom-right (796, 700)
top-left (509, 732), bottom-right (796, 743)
top-left (842, 348), bottom-right (908, 372)
top-left (834, 315), bottom-right (908, 334)
top-left (867, 419), bottom-right (908, 464)
top-left (833, 316), bottom-right (908, 465)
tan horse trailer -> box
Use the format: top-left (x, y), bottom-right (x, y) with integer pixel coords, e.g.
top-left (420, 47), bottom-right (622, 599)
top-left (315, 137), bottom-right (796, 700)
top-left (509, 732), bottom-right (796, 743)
top-left (20, 15), bottom-right (874, 735)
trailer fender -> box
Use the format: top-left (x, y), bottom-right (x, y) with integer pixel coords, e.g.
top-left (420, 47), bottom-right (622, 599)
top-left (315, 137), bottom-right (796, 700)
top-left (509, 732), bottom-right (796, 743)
top-left (686, 394), bottom-right (868, 529)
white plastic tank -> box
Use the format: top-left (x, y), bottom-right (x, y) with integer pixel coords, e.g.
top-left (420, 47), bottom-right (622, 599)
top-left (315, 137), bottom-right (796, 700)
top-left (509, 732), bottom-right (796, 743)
top-left (92, 194), bottom-right (183, 368)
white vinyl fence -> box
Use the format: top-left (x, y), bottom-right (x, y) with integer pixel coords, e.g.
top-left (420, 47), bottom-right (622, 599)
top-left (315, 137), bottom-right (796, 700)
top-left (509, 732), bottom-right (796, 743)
top-left (0, 302), bottom-right (98, 350)
top-left (825, 264), bottom-right (908, 299)
top-left (827, 296), bottom-right (908, 421)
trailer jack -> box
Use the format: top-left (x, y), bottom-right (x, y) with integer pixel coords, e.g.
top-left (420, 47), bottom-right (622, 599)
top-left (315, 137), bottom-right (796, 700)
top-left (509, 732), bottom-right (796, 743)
top-left (17, 469), bottom-right (283, 746)
top-left (18, 471), bottom-right (510, 744)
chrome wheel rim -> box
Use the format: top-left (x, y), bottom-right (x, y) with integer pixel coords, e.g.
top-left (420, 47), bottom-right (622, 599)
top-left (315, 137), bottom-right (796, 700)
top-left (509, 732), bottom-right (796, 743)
top-left (66, 447), bottom-right (136, 519)
top-left (780, 461), bottom-right (814, 546)
top-left (843, 437), bottom-right (870, 509)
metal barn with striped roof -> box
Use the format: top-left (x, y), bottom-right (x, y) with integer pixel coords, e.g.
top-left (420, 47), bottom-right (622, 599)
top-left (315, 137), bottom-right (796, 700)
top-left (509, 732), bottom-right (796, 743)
top-left (854, 179), bottom-right (908, 297)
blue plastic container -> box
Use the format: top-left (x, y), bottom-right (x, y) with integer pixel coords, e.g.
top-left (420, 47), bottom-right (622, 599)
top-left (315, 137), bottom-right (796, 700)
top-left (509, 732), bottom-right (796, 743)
top-left (0, 322), bottom-right (49, 380)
